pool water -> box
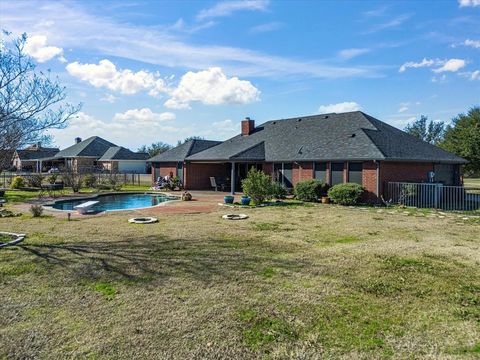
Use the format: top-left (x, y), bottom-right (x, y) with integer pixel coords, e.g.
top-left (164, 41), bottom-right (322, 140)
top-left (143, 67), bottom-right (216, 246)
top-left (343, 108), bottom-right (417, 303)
top-left (49, 193), bottom-right (178, 212)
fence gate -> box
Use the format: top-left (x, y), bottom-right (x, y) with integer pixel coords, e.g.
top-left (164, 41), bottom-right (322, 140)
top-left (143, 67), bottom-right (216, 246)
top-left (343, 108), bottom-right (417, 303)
top-left (385, 182), bottom-right (480, 211)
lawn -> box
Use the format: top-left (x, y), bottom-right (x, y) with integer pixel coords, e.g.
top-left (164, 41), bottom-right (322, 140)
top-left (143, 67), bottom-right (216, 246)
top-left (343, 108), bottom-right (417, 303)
top-left (0, 204), bottom-right (479, 358)
top-left (464, 178), bottom-right (480, 188)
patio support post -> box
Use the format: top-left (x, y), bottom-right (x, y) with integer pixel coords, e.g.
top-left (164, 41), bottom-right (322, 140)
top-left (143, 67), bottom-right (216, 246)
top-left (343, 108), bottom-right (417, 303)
top-left (231, 161), bottom-right (235, 195)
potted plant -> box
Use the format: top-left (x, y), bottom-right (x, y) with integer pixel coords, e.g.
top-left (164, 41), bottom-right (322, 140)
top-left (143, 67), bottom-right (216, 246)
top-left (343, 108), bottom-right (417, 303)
top-left (240, 195), bottom-right (251, 205)
top-left (224, 195), bottom-right (234, 204)
top-left (321, 196), bottom-right (330, 204)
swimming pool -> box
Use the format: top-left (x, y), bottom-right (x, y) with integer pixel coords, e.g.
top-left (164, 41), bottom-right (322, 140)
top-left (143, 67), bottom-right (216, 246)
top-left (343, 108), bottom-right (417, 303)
top-left (47, 193), bottom-right (179, 212)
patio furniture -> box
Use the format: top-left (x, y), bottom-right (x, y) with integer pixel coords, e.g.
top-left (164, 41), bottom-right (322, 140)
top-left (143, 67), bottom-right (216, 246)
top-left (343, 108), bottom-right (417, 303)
top-left (210, 177), bottom-right (231, 192)
top-left (74, 200), bottom-right (99, 214)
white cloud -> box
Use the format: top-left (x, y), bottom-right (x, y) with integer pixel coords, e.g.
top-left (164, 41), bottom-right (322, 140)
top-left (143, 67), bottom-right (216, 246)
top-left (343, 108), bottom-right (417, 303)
top-left (432, 59), bottom-right (466, 73)
top-left (398, 103), bottom-right (409, 113)
top-left (318, 102), bottom-right (361, 113)
top-left (164, 67), bottom-right (260, 109)
top-left (24, 35), bottom-right (63, 63)
top-left (113, 108), bottom-right (176, 123)
top-left (249, 22), bottom-right (283, 34)
top-left (460, 70), bottom-right (480, 80)
top-left (66, 59), bottom-right (167, 95)
top-left (49, 111), bottom-right (181, 149)
top-left (363, 13), bottom-right (412, 34)
top-left (1, 2), bottom-right (377, 79)
top-left (431, 74), bottom-right (447, 83)
top-left (464, 39), bottom-right (480, 48)
top-left (100, 94), bottom-right (118, 103)
top-left (399, 58), bottom-right (466, 73)
top-left (338, 48), bottom-right (370, 59)
top-left (197, 0), bottom-right (269, 20)
top-left (458, 0), bottom-right (480, 7)
top-left (399, 58), bottom-right (435, 72)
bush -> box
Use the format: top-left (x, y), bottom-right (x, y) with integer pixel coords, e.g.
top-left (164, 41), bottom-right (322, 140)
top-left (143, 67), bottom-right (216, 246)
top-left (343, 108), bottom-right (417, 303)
top-left (11, 176), bottom-right (25, 189)
top-left (241, 168), bottom-right (271, 205)
top-left (294, 179), bottom-right (328, 202)
top-left (84, 173), bottom-right (97, 188)
top-left (29, 204), bottom-right (44, 217)
top-left (269, 181), bottom-right (287, 200)
top-left (327, 183), bottom-right (364, 205)
top-left (26, 174), bottom-right (44, 188)
top-left (62, 171), bottom-right (82, 193)
top-left (47, 174), bottom-right (58, 184)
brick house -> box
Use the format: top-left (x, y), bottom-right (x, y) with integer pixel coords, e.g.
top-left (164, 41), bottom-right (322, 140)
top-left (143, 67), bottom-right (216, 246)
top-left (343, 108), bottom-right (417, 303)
top-left (149, 111), bottom-right (466, 201)
top-left (11, 143), bottom-right (59, 172)
top-left (45, 137), bottom-right (148, 173)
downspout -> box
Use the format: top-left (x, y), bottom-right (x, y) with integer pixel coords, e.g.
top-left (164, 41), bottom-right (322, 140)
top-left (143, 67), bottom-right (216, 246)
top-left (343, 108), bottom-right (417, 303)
top-left (231, 161), bottom-right (235, 195)
top-left (375, 160), bottom-right (380, 201)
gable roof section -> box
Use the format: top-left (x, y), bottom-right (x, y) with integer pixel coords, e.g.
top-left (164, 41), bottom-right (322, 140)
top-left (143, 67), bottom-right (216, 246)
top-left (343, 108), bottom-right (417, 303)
top-left (98, 147), bottom-right (149, 161)
top-left (148, 139), bottom-right (222, 162)
top-left (55, 136), bottom-right (117, 158)
top-left (16, 148), bottom-right (60, 160)
top-left (186, 111), bottom-right (466, 163)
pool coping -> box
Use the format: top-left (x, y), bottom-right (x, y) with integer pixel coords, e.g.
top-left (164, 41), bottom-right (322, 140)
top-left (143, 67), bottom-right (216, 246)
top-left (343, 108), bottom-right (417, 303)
top-left (42, 191), bottom-right (180, 213)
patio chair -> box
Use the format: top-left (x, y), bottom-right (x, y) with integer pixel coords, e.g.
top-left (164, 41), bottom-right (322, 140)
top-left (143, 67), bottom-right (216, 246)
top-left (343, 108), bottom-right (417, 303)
top-left (210, 177), bottom-right (230, 192)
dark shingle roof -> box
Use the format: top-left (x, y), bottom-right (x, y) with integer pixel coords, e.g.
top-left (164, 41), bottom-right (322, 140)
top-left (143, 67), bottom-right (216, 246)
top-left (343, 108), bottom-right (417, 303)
top-left (98, 147), bottom-right (149, 161)
top-left (55, 136), bottom-right (117, 158)
top-left (148, 140), bottom-right (222, 162)
top-left (186, 111), bottom-right (466, 164)
top-left (16, 148), bottom-right (59, 160)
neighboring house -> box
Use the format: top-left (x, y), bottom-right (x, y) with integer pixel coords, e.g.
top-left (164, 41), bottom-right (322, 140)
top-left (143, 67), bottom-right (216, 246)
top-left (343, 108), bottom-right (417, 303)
top-left (98, 146), bottom-right (149, 173)
top-left (44, 136), bottom-right (148, 173)
top-left (149, 139), bottom-right (222, 187)
top-left (11, 144), bottom-right (59, 172)
top-left (149, 111), bottom-right (466, 201)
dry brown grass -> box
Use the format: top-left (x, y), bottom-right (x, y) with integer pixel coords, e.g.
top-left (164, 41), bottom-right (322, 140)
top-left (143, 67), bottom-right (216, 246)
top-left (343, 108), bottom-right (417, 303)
top-left (0, 204), bottom-right (479, 359)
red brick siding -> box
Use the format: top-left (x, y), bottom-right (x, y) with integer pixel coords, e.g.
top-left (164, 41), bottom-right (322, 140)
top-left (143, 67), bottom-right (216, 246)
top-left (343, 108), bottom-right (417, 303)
top-left (263, 162), bottom-right (273, 177)
top-left (184, 163), bottom-right (229, 190)
top-left (151, 162), bottom-right (177, 183)
top-left (362, 161), bottom-right (378, 202)
top-left (292, 162), bottom-right (314, 185)
top-left (379, 161), bottom-right (433, 195)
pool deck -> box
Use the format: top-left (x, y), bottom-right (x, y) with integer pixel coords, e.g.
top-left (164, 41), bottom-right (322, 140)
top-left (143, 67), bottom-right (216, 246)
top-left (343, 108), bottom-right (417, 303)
top-left (8, 191), bottom-right (238, 218)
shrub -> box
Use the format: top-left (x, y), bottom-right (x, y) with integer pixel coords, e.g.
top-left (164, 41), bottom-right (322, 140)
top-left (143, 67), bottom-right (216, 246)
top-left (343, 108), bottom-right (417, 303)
top-left (26, 174), bottom-right (44, 188)
top-left (84, 173), bottom-right (97, 188)
top-left (47, 174), bottom-right (58, 184)
top-left (11, 176), bottom-right (25, 189)
top-left (62, 171), bottom-right (82, 193)
top-left (241, 168), bottom-right (271, 205)
top-left (269, 181), bottom-right (287, 200)
top-left (29, 204), bottom-right (43, 217)
top-left (294, 179), bottom-right (328, 202)
top-left (327, 183), bottom-right (364, 205)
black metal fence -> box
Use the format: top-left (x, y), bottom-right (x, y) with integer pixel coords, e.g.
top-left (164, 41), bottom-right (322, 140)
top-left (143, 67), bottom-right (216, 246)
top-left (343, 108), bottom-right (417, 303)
top-left (385, 182), bottom-right (480, 211)
top-left (1, 172), bottom-right (152, 188)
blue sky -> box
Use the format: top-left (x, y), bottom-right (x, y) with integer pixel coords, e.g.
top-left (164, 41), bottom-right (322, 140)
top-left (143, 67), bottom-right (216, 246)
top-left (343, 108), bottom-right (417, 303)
top-left (2, 0), bottom-right (479, 150)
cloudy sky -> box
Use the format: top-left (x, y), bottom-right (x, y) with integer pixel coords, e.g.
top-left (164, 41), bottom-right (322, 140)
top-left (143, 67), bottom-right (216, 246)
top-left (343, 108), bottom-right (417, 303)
top-left (2, 0), bottom-right (479, 150)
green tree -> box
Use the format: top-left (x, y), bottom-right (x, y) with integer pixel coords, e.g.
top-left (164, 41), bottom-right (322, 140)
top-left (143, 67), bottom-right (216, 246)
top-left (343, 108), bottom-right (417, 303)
top-left (440, 107), bottom-right (480, 175)
top-left (138, 142), bottom-right (172, 158)
top-left (404, 115), bottom-right (445, 145)
top-left (241, 168), bottom-right (271, 205)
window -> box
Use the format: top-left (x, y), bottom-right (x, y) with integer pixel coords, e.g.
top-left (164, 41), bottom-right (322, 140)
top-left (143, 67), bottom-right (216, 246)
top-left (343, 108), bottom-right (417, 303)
top-left (331, 162), bottom-right (344, 185)
top-left (273, 163), bottom-right (293, 188)
top-left (176, 162), bottom-right (183, 182)
top-left (348, 162), bottom-right (363, 185)
top-left (314, 162), bottom-right (327, 182)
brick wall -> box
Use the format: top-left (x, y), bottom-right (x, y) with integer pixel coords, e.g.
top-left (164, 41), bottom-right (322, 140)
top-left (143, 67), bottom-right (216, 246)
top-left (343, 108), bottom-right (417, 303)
top-left (362, 161), bottom-right (378, 202)
top-left (379, 161), bottom-right (433, 195)
top-left (292, 162), bottom-right (314, 185)
top-left (263, 162), bottom-right (273, 177)
top-left (151, 162), bottom-right (177, 183)
top-left (184, 163), bottom-right (229, 190)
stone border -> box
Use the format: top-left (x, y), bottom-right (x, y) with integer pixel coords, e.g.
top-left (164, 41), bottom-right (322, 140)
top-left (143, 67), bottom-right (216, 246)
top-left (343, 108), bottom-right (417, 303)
top-left (222, 214), bottom-right (249, 220)
top-left (128, 217), bottom-right (158, 224)
top-left (0, 232), bottom-right (26, 248)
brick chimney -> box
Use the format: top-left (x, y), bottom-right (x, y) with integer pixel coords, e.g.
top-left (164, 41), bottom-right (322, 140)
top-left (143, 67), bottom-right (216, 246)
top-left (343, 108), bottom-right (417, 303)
top-left (75, 137), bottom-right (82, 144)
top-left (241, 117), bottom-right (255, 136)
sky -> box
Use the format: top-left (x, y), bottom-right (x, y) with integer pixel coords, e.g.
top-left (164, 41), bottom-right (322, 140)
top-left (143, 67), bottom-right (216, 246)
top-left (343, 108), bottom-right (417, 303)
top-left (1, 0), bottom-right (479, 150)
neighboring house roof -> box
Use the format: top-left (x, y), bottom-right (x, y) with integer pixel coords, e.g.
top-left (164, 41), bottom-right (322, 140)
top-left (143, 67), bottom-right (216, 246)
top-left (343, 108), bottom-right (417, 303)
top-left (15, 148), bottom-right (60, 161)
top-left (98, 146), bottom-right (149, 161)
top-left (186, 111), bottom-right (467, 164)
top-left (148, 139), bottom-right (222, 162)
top-left (55, 136), bottom-right (117, 158)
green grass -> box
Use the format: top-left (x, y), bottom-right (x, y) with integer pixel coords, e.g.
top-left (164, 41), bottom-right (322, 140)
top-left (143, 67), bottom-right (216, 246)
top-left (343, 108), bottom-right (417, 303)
top-left (1, 204), bottom-right (479, 358)
top-left (464, 177), bottom-right (480, 187)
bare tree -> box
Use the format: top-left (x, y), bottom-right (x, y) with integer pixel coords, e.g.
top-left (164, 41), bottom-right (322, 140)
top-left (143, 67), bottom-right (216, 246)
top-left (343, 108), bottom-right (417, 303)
top-left (0, 31), bottom-right (81, 170)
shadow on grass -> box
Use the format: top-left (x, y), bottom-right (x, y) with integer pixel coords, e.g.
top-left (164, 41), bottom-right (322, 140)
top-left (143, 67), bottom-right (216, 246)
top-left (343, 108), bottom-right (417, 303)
top-left (14, 235), bottom-right (307, 284)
